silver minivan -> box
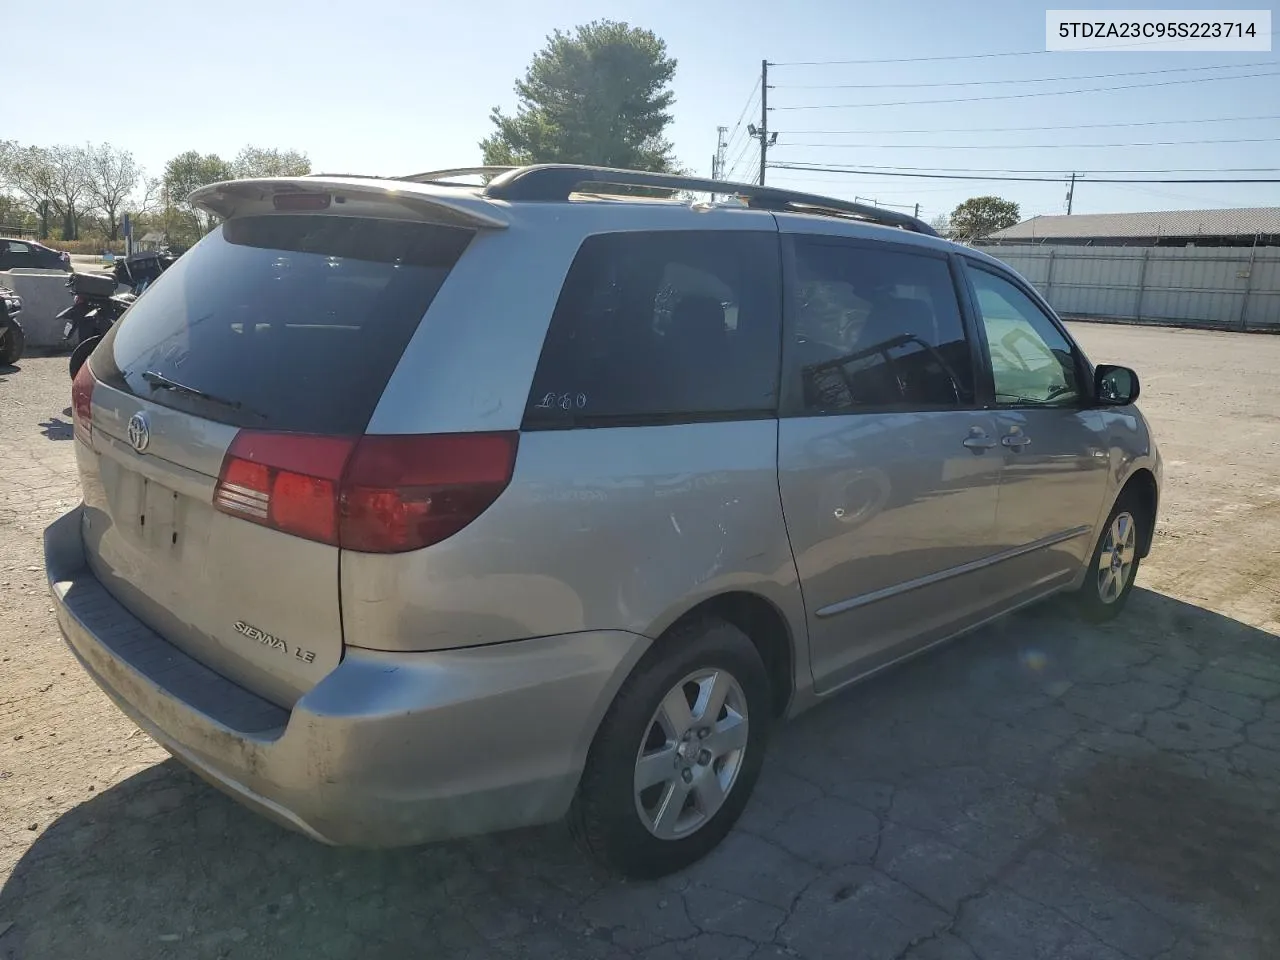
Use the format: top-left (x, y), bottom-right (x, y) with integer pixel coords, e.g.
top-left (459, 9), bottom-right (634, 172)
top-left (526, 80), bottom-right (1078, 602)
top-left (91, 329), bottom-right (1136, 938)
top-left (46, 165), bottom-right (1160, 878)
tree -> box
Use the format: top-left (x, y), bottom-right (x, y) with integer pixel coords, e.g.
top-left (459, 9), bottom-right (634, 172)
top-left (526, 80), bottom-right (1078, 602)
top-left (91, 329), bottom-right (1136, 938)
top-left (481, 20), bottom-right (678, 172)
top-left (45, 145), bottom-right (94, 240)
top-left (232, 146), bottom-right (311, 179)
top-left (162, 151), bottom-right (233, 238)
top-left (2, 144), bottom-right (58, 238)
top-left (0, 194), bottom-right (35, 233)
top-left (86, 143), bottom-right (140, 241)
top-left (948, 196), bottom-right (1020, 241)
top-left (928, 213), bottom-right (951, 237)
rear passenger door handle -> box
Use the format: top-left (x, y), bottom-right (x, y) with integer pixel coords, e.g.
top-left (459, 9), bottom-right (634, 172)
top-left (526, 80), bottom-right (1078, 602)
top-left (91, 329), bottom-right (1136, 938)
top-left (1001, 434), bottom-right (1032, 449)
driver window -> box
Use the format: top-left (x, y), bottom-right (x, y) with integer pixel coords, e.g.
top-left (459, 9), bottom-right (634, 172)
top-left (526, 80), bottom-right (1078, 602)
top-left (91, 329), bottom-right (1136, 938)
top-left (787, 240), bottom-right (974, 413)
top-left (969, 267), bottom-right (1079, 406)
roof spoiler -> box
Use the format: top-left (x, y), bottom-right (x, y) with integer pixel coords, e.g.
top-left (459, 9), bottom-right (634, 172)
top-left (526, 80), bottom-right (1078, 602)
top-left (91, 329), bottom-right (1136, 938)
top-left (189, 177), bottom-right (509, 230)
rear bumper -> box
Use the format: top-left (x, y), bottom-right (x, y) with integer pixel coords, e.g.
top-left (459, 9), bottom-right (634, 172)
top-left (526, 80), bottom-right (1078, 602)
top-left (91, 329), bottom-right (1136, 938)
top-left (45, 506), bottom-right (650, 846)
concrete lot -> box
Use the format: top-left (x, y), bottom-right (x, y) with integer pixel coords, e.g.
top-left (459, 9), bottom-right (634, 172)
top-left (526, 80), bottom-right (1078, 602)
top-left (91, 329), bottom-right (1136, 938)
top-left (1, 324), bottom-right (1278, 960)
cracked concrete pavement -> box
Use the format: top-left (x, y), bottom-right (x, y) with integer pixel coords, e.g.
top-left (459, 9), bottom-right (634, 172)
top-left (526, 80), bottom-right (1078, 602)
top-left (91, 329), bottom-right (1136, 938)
top-left (2, 323), bottom-right (1279, 959)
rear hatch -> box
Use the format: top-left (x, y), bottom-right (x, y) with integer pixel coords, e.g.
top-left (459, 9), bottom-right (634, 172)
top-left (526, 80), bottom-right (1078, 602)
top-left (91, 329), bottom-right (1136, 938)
top-left (75, 206), bottom-right (476, 706)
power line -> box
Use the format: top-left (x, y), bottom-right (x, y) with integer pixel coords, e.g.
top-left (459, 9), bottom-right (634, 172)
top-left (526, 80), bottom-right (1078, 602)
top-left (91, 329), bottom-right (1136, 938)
top-left (771, 68), bottom-right (1280, 110)
top-left (769, 33), bottom-right (1279, 66)
top-left (778, 114), bottom-right (1280, 135)
top-left (723, 137), bottom-right (756, 181)
top-left (767, 163), bottom-right (1280, 184)
top-left (772, 61), bottom-right (1276, 90)
top-left (721, 79), bottom-right (762, 160)
top-left (728, 78), bottom-right (761, 133)
top-left (773, 161), bottom-right (1280, 174)
top-left (765, 176), bottom-right (971, 194)
top-left (774, 135), bottom-right (1280, 150)
top-left (723, 95), bottom-right (760, 161)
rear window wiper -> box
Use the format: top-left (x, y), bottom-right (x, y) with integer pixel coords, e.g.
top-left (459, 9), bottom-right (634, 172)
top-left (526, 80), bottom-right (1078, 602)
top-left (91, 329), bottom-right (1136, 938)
top-left (141, 370), bottom-right (267, 421)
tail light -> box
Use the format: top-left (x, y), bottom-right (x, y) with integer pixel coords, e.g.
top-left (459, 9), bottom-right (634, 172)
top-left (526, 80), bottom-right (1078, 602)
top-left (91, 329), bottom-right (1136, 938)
top-left (71, 362), bottom-right (95, 445)
top-left (213, 431), bottom-right (518, 553)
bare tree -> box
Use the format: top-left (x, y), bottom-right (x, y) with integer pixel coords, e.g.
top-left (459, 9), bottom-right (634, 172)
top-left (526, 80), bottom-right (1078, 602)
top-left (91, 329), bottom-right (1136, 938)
top-left (86, 143), bottom-right (140, 241)
top-left (46, 145), bottom-right (93, 240)
top-left (134, 175), bottom-right (163, 215)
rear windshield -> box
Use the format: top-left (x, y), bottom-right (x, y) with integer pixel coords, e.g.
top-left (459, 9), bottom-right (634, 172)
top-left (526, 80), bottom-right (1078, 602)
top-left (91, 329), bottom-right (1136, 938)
top-left (95, 215), bottom-right (472, 434)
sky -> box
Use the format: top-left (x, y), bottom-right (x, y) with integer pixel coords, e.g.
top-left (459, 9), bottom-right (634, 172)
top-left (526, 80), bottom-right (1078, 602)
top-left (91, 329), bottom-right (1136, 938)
top-left (7, 0), bottom-right (1279, 224)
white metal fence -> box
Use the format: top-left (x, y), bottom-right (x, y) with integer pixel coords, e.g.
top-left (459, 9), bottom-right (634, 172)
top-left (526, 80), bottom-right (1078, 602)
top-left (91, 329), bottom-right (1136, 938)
top-left (973, 243), bottom-right (1280, 332)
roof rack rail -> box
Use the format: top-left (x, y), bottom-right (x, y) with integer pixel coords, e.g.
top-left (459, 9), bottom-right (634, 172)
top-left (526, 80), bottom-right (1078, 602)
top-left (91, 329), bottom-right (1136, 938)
top-left (482, 164), bottom-right (938, 237)
top-left (398, 166), bottom-right (516, 185)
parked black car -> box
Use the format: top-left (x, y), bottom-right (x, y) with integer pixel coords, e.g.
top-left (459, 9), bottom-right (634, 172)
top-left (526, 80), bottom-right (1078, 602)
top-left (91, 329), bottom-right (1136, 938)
top-left (0, 238), bottom-right (72, 271)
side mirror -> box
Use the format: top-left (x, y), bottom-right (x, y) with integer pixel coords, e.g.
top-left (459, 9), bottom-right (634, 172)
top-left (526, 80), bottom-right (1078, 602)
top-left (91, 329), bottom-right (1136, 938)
top-left (1095, 364), bottom-right (1140, 406)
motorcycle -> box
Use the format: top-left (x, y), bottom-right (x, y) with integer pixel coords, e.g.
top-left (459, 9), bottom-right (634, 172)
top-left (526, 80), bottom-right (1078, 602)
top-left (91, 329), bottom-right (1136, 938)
top-left (61, 252), bottom-right (174, 377)
top-left (0, 284), bottom-right (24, 366)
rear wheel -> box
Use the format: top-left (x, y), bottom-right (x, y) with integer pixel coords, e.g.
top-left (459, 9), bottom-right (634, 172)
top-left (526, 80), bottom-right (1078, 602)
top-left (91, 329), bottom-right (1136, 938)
top-left (1075, 492), bottom-right (1145, 622)
top-left (569, 618), bottom-right (772, 878)
top-left (68, 335), bottom-right (100, 379)
top-left (0, 318), bottom-right (24, 366)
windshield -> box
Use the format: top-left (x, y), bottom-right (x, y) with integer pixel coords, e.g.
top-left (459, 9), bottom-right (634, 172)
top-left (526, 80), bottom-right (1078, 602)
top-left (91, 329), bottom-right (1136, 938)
top-left (94, 215), bottom-right (471, 434)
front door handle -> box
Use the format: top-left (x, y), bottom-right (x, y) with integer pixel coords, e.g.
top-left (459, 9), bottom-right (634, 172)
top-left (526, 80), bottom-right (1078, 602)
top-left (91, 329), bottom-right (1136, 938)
top-left (1002, 433), bottom-right (1032, 449)
top-left (963, 428), bottom-right (998, 452)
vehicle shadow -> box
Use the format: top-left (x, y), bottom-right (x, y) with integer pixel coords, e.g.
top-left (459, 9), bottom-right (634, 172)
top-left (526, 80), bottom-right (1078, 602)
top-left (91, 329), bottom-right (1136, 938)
top-left (2, 587), bottom-right (1278, 960)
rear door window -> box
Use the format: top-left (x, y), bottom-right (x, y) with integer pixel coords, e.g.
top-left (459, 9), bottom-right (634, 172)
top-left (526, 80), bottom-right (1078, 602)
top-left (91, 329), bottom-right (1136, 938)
top-left (523, 230), bottom-right (781, 427)
top-left (785, 239), bottom-right (975, 413)
top-left (95, 216), bottom-right (472, 434)
top-left (3, 242), bottom-right (34, 269)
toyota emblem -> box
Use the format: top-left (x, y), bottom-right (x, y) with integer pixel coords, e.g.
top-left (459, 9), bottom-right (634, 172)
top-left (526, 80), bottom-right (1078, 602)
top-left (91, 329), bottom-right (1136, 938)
top-left (127, 412), bottom-right (151, 453)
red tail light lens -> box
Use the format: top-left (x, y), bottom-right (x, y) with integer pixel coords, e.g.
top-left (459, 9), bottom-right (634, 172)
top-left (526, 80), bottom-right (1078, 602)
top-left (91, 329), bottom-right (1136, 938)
top-left (340, 433), bottom-right (518, 553)
top-left (212, 431), bottom-right (518, 553)
top-left (71, 362), bottom-right (95, 445)
top-left (214, 432), bottom-right (354, 544)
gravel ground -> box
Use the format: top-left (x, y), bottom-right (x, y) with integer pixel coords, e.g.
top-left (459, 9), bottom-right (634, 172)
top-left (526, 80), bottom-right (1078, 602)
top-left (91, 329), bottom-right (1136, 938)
top-left (1, 324), bottom-right (1279, 960)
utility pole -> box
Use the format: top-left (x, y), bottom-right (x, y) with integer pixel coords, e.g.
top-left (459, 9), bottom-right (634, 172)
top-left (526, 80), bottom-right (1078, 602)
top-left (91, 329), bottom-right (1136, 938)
top-left (759, 60), bottom-right (769, 185)
top-left (712, 125), bottom-right (728, 180)
top-left (914, 203), bottom-right (920, 218)
top-left (746, 61), bottom-right (777, 185)
top-left (1066, 172), bottom-right (1077, 214)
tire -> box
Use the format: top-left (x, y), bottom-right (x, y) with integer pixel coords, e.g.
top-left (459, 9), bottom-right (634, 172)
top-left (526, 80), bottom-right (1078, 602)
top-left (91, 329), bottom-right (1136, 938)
top-left (0, 319), bottom-right (24, 366)
top-left (68, 335), bottom-right (100, 379)
top-left (569, 618), bottom-right (773, 879)
top-left (1075, 491), bottom-right (1145, 623)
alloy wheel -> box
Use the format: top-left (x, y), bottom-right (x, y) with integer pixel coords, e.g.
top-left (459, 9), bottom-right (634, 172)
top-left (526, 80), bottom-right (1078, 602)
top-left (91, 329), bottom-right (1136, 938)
top-left (633, 668), bottom-right (749, 840)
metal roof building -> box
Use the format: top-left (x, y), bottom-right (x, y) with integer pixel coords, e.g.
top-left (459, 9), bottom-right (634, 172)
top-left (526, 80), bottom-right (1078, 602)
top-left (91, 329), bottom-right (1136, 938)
top-left (975, 207), bottom-right (1280, 331)
top-left (985, 208), bottom-right (1280, 247)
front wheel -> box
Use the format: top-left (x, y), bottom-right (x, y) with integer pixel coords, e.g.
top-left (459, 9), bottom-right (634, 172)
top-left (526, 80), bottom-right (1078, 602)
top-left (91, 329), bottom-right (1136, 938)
top-left (569, 619), bottom-right (772, 878)
top-left (1075, 493), bottom-right (1145, 622)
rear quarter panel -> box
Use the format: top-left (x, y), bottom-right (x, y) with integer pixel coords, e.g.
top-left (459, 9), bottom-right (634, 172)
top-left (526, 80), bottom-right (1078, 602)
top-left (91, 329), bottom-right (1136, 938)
top-left (340, 422), bottom-right (807, 669)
